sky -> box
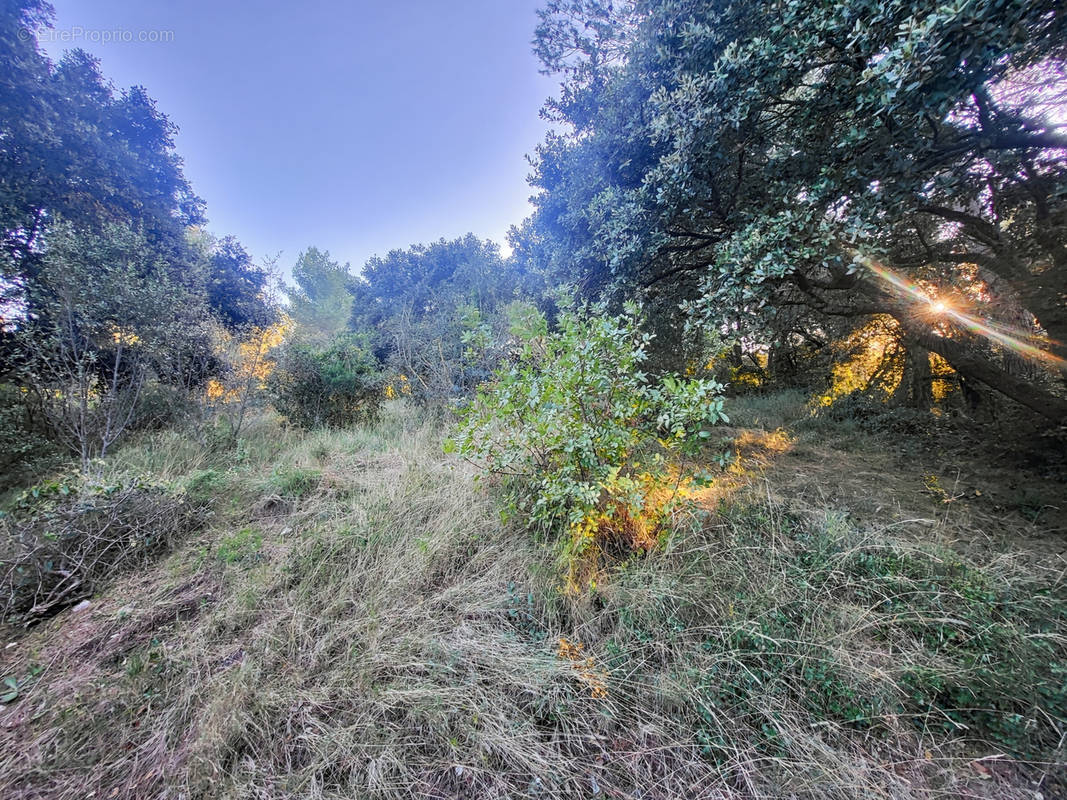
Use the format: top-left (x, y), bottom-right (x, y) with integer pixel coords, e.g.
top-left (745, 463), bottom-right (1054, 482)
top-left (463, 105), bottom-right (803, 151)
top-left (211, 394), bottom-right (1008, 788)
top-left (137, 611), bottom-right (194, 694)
top-left (38, 0), bottom-right (558, 275)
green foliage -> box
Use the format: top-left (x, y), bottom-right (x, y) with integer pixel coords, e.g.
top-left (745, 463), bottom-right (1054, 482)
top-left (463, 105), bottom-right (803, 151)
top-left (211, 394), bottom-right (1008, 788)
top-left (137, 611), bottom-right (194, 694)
top-left (0, 15), bottom-right (277, 473)
top-left (8, 221), bottom-right (218, 469)
top-left (615, 499), bottom-right (1067, 764)
top-left (835, 542), bottom-right (1067, 757)
top-left (184, 469), bottom-right (228, 503)
top-left (267, 334), bottom-right (384, 428)
top-left (0, 384), bottom-right (59, 489)
top-left (216, 526), bottom-right (264, 565)
top-left (527, 0), bottom-right (1067, 419)
top-left (348, 234), bottom-right (544, 405)
top-left (287, 247), bottom-right (354, 342)
top-left (452, 300), bottom-right (725, 577)
top-left (268, 466), bottom-right (321, 499)
top-left (0, 2), bottom-right (203, 265)
top-left (201, 236), bottom-right (277, 331)
top-left (0, 663), bottom-right (44, 705)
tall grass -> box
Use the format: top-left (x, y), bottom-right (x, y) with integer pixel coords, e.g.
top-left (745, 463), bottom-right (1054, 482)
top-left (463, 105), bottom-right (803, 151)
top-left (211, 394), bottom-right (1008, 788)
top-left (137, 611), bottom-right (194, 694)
top-left (0, 400), bottom-right (1063, 799)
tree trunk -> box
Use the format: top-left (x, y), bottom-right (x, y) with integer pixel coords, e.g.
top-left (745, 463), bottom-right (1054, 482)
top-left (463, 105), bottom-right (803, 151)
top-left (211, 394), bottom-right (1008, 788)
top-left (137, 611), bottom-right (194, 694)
top-left (891, 339), bottom-right (933, 409)
top-left (894, 316), bottom-right (1067, 423)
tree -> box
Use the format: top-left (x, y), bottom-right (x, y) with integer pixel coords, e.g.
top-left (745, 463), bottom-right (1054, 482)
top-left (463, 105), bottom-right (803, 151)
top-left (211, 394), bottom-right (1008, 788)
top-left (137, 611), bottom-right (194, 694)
top-left (201, 235), bottom-right (275, 331)
top-left (10, 222), bottom-right (198, 470)
top-left (526, 0), bottom-right (1067, 421)
top-left (287, 247), bottom-right (353, 342)
top-left (0, 2), bottom-right (203, 272)
top-left (0, 6), bottom-right (276, 355)
top-left (348, 234), bottom-right (541, 403)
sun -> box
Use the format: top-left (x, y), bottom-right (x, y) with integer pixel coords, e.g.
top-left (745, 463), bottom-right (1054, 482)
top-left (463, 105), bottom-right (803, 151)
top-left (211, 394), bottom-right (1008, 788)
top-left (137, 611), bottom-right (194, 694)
top-left (929, 299), bottom-right (948, 315)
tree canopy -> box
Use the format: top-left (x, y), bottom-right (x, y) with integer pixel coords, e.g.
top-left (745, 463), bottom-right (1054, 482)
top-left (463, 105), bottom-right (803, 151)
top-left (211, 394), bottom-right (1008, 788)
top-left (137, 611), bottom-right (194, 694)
top-left (348, 234), bottom-right (538, 401)
top-left (523, 0), bottom-right (1067, 421)
top-left (0, 0), bottom-right (203, 268)
top-left (287, 247), bottom-right (353, 342)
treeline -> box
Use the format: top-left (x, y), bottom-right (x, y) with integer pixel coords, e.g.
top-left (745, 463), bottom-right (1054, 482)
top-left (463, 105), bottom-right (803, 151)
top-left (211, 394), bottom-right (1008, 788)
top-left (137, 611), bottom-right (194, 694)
top-left (3, 0), bottom-right (1066, 486)
top-left (283, 235), bottom-right (545, 410)
top-left (0, 0), bottom-right (542, 482)
top-left (0, 2), bottom-right (276, 477)
top-left (290, 0), bottom-right (1067, 435)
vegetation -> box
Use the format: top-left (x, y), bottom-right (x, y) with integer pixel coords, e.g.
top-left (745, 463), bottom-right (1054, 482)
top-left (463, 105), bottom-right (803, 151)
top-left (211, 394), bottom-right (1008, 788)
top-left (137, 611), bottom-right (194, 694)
top-left (523, 0), bottom-right (1067, 419)
top-left (268, 334), bottom-right (384, 429)
top-left (452, 300), bottom-right (726, 581)
top-left (0, 474), bottom-right (206, 624)
top-left (286, 247), bottom-right (354, 343)
top-left (1, 400), bottom-right (1064, 799)
top-left (349, 234), bottom-right (542, 405)
top-left (0, 1), bottom-right (1065, 798)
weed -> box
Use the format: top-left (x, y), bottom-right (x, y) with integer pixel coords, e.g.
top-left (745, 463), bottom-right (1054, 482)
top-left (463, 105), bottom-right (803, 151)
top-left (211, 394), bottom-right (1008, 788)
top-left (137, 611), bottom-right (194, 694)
top-left (0, 663), bottom-right (44, 704)
top-left (216, 526), bottom-right (263, 565)
top-left (268, 465), bottom-right (321, 499)
top-left (185, 468), bottom-right (228, 502)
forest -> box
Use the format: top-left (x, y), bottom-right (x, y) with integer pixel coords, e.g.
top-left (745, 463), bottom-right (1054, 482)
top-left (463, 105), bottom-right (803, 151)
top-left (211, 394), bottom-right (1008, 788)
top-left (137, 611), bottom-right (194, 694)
top-left (1, 1), bottom-right (1065, 798)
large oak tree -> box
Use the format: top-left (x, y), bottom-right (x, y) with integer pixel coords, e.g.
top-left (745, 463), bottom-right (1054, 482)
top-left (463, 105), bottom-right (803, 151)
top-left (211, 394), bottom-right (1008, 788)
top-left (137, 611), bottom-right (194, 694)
top-left (525, 0), bottom-right (1067, 421)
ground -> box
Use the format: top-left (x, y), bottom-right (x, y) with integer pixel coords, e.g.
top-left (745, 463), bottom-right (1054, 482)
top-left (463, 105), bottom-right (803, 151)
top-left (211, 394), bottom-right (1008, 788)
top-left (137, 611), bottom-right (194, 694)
top-left (1, 394), bottom-right (1064, 799)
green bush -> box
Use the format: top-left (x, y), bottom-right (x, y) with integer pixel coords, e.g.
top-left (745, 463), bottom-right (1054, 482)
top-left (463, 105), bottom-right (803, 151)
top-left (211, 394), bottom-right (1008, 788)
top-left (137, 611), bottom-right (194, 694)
top-left (267, 334), bottom-right (384, 428)
top-left (449, 301), bottom-right (726, 582)
top-left (0, 384), bottom-right (60, 490)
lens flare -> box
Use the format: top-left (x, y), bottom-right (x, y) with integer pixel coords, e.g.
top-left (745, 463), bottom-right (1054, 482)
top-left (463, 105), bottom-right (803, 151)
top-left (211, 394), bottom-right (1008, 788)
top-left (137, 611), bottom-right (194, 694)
top-left (854, 254), bottom-right (1067, 372)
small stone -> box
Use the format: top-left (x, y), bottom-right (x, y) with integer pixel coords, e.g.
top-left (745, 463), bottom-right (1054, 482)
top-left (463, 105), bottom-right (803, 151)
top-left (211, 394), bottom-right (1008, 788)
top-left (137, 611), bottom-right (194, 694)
top-left (72, 600), bottom-right (92, 613)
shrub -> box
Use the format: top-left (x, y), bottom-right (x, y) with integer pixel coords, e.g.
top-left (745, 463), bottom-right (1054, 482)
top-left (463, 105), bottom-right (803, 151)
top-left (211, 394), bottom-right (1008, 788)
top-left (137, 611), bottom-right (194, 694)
top-left (450, 301), bottom-right (726, 581)
top-left (267, 334), bottom-right (384, 428)
top-left (0, 476), bottom-right (206, 624)
top-left (0, 384), bottom-right (60, 490)
top-left (389, 301), bottom-right (526, 408)
top-left (11, 222), bottom-right (207, 471)
top-left (128, 381), bottom-right (204, 432)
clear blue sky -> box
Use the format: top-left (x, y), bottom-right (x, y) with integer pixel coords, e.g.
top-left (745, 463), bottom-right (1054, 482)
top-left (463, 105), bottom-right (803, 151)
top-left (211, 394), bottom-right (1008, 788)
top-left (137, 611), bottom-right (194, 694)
top-left (39, 1), bottom-right (557, 274)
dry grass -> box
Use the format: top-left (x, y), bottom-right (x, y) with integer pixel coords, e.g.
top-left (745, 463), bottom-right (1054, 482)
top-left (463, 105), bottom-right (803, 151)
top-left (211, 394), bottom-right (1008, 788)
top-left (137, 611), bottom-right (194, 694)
top-left (0, 398), bottom-right (1063, 799)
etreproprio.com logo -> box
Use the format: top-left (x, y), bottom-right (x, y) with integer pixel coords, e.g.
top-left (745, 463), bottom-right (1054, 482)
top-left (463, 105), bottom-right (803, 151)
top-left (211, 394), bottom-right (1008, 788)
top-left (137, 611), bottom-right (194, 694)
top-left (20, 26), bottom-right (175, 44)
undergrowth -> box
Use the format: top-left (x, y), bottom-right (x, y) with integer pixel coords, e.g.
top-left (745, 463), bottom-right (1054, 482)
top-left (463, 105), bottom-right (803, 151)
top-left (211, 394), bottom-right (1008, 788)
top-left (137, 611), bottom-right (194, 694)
top-left (0, 400), bottom-right (1062, 799)
top-left (0, 475), bottom-right (207, 625)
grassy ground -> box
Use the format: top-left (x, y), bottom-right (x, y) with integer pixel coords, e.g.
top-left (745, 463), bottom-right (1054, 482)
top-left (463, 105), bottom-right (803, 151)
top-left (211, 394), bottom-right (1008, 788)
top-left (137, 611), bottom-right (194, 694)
top-left (0, 396), bottom-right (1064, 799)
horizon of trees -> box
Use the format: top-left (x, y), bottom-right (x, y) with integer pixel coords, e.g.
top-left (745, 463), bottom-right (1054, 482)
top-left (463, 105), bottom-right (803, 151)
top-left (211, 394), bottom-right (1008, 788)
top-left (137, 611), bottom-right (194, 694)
top-left (2, 0), bottom-right (1065, 484)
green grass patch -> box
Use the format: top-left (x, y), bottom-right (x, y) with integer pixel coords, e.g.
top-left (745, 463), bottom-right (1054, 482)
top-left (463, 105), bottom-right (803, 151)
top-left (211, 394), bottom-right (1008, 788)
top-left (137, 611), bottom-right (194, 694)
top-left (216, 526), bottom-right (263, 565)
top-left (268, 466), bottom-right (321, 499)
